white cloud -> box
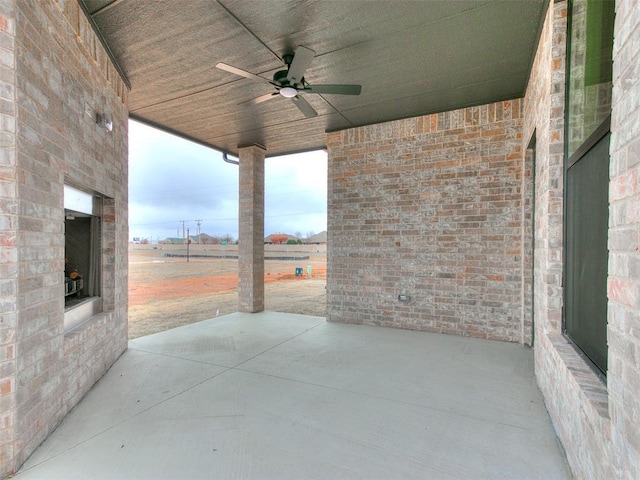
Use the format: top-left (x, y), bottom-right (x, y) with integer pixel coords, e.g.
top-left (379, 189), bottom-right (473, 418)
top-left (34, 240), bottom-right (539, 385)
top-left (128, 121), bottom-right (327, 241)
top-left (265, 150), bottom-right (327, 236)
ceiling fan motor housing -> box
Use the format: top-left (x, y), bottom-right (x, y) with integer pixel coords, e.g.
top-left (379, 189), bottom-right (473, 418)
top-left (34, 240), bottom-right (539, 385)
top-left (273, 69), bottom-right (293, 86)
top-left (282, 53), bottom-right (294, 66)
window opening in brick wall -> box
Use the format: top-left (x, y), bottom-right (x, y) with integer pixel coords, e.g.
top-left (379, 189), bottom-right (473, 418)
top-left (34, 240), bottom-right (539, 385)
top-left (563, 0), bottom-right (614, 376)
top-left (64, 184), bottom-right (103, 331)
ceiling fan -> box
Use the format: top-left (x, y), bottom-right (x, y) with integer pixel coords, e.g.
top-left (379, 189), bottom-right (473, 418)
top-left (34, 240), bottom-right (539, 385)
top-left (215, 46), bottom-right (361, 118)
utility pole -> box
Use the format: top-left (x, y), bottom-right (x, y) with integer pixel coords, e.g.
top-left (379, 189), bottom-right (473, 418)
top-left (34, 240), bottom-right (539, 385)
top-left (196, 219), bottom-right (202, 244)
top-left (180, 220), bottom-right (186, 239)
top-left (186, 227), bottom-right (190, 262)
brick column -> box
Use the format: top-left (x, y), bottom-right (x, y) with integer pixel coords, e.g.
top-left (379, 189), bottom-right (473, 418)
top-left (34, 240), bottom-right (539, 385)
top-left (0, 2), bottom-right (17, 475)
top-left (238, 145), bottom-right (265, 312)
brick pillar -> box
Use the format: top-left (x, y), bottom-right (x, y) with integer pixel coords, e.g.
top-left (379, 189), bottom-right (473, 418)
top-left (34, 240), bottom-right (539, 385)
top-left (238, 145), bottom-right (265, 312)
top-left (0, 2), bottom-right (17, 475)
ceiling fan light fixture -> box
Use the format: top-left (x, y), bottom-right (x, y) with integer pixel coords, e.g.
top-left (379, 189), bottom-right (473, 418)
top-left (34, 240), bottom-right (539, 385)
top-left (280, 86), bottom-right (297, 98)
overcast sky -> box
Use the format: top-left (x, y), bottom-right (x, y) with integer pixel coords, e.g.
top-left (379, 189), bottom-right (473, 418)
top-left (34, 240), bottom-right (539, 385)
top-left (128, 120), bottom-right (327, 242)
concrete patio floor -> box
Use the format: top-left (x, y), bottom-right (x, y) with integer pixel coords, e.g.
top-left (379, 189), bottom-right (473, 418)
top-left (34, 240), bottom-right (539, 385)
top-left (16, 312), bottom-right (571, 479)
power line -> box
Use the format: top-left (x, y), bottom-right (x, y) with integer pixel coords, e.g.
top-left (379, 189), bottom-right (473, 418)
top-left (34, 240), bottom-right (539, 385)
top-left (129, 210), bottom-right (326, 227)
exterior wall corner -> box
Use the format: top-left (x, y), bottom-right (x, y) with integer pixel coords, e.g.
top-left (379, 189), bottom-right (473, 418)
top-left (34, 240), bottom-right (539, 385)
top-left (1, 1), bottom-right (129, 475)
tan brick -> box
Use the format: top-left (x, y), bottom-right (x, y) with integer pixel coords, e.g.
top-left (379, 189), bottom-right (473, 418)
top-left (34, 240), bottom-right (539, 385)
top-left (328, 99), bottom-right (527, 343)
top-left (238, 145), bottom-right (265, 313)
top-left (1, 0), bottom-right (129, 476)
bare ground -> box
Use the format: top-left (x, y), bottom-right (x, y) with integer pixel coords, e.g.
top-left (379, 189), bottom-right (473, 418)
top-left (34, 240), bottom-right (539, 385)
top-left (128, 244), bottom-right (326, 339)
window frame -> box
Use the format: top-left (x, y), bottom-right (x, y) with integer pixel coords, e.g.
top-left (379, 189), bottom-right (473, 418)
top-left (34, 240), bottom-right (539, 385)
top-left (562, 0), bottom-right (614, 378)
top-left (63, 184), bottom-right (104, 332)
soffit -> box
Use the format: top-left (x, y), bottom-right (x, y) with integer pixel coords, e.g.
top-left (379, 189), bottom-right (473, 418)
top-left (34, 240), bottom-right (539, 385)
top-left (81, 0), bottom-right (547, 157)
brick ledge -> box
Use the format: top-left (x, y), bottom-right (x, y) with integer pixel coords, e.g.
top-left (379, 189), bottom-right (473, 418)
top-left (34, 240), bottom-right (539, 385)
top-left (548, 333), bottom-right (610, 419)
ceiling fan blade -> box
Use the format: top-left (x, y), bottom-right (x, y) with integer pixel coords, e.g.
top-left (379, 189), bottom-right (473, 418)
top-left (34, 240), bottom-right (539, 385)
top-left (286, 46), bottom-right (315, 84)
top-left (301, 84), bottom-right (362, 95)
top-left (215, 63), bottom-right (269, 83)
top-left (239, 92), bottom-right (278, 106)
top-left (291, 95), bottom-right (318, 118)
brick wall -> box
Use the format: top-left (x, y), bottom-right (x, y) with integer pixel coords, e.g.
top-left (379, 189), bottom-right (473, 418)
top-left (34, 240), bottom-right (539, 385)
top-left (0, 0), bottom-right (18, 473)
top-left (525, 1), bottom-right (640, 478)
top-left (523, 3), bottom-right (566, 340)
top-left (524, 3), bottom-right (614, 478)
top-left (327, 100), bottom-right (529, 343)
top-left (0, 1), bottom-right (129, 476)
top-left (609, 0), bottom-right (640, 477)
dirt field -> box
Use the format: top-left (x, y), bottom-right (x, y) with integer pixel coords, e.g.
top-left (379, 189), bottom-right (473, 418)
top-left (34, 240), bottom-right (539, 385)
top-left (128, 244), bottom-right (327, 339)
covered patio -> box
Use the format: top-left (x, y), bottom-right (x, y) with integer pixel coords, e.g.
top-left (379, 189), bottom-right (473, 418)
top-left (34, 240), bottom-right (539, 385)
top-left (4, 1), bottom-right (640, 477)
top-left (16, 312), bottom-right (570, 479)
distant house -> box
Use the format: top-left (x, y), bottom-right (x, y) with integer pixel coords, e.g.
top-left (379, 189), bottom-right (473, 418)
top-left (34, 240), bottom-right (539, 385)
top-left (195, 233), bottom-right (215, 244)
top-left (304, 231), bottom-right (327, 245)
top-left (160, 237), bottom-right (185, 244)
top-left (264, 233), bottom-right (298, 244)
top-left (196, 233), bottom-right (235, 244)
top-left (161, 233), bottom-right (229, 244)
